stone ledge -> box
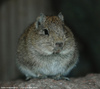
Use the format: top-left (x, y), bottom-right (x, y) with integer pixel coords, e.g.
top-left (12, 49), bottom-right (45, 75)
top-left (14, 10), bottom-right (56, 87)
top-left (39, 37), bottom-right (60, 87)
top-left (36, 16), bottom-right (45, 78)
top-left (0, 74), bottom-right (100, 89)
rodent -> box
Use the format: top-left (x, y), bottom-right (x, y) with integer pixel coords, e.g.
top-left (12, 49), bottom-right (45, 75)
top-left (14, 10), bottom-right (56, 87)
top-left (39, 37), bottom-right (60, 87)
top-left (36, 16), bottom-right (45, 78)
top-left (16, 13), bottom-right (79, 80)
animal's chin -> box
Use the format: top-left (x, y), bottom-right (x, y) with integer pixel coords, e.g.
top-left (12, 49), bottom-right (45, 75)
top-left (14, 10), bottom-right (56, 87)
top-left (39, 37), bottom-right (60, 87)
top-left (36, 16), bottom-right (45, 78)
top-left (37, 47), bottom-right (72, 56)
top-left (37, 47), bottom-right (66, 55)
top-left (41, 50), bottom-right (62, 55)
top-left (53, 50), bottom-right (61, 54)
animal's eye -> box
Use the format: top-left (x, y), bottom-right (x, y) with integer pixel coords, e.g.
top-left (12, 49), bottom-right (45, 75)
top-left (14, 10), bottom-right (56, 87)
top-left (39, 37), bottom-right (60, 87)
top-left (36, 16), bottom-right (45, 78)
top-left (43, 29), bottom-right (49, 35)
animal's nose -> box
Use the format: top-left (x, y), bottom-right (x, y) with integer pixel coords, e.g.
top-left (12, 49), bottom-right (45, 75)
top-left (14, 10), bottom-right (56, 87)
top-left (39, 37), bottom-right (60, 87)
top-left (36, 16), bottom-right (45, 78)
top-left (55, 42), bottom-right (63, 47)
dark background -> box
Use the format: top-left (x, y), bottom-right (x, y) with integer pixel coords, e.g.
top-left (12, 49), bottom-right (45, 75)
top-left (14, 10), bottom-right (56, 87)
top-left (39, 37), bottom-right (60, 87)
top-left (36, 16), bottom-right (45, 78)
top-left (0, 0), bottom-right (100, 81)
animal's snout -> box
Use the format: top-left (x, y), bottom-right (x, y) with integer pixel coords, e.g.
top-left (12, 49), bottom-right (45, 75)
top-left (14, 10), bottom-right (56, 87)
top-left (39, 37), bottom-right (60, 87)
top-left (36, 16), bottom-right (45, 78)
top-left (55, 42), bottom-right (63, 47)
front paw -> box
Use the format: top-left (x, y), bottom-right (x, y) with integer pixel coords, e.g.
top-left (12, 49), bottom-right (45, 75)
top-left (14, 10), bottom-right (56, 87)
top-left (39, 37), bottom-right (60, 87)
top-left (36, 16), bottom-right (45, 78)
top-left (52, 76), bottom-right (70, 81)
top-left (37, 75), bottom-right (48, 79)
top-left (25, 76), bottom-right (32, 81)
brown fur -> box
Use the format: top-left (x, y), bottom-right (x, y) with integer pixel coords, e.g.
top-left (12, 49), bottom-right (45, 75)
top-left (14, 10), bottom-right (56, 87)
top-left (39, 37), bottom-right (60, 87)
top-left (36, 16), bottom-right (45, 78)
top-left (16, 13), bottom-right (79, 80)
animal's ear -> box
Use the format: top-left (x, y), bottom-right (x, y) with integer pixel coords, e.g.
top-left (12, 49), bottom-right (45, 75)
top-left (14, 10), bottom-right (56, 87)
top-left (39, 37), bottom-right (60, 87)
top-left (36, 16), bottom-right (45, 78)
top-left (58, 12), bottom-right (64, 21)
top-left (35, 13), bottom-right (46, 29)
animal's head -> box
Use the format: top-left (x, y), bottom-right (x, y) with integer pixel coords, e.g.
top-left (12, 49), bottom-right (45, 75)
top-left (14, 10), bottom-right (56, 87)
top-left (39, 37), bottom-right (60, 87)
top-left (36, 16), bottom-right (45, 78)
top-left (31, 13), bottom-right (75, 55)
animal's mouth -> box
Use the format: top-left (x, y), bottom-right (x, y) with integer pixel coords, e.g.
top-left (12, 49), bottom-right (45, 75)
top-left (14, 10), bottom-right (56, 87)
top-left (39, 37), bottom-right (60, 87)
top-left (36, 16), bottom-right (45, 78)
top-left (53, 50), bottom-right (60, 54)
top-left (53, 48), bottom-right (62, 54)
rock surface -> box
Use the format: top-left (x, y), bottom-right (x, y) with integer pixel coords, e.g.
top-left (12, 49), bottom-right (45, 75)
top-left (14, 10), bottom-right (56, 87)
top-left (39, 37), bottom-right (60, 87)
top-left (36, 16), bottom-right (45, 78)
top-left (0, 74), bottom-right (100, 89)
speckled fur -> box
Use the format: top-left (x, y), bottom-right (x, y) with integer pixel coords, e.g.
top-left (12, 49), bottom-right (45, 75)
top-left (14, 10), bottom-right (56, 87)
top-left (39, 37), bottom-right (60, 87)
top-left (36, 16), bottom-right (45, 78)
top-left (16, 13), bottom-right (78, 80)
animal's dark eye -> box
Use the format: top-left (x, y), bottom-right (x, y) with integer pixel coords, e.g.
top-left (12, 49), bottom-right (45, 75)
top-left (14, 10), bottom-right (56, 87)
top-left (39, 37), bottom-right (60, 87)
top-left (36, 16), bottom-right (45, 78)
top-left (43, 29), bottom-right (49, 35)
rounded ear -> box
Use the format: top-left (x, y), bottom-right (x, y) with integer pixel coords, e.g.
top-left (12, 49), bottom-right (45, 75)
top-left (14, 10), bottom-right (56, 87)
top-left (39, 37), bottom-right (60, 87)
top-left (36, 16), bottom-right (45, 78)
top-left (35, 13), bottom-right (46, 29)
top-left (58, 12), bottom-right (64, 21)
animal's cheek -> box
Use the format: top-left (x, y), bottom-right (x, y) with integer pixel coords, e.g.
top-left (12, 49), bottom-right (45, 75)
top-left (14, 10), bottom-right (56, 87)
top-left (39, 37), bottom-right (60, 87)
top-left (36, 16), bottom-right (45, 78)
top-left (36, 44), bottom-right (54, 55)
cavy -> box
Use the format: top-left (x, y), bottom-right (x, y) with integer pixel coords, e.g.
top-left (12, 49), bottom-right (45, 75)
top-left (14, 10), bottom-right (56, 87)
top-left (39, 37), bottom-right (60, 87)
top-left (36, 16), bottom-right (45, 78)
top-left (16, 13), bottom-right (78, 80)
